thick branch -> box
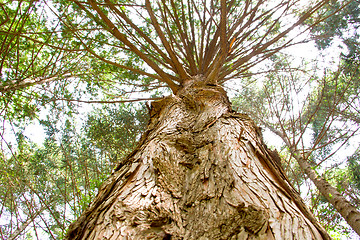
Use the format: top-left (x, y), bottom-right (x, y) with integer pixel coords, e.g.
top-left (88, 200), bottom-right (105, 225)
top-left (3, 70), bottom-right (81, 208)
top-left (145, 0), bottom-right (189, 81)
top-left (87, 0), bottom-right (179, 93)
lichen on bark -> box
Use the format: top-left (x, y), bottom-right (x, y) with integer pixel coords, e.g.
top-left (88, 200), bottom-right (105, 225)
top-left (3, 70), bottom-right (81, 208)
top-left (66, 75), bottom-right (330, 240)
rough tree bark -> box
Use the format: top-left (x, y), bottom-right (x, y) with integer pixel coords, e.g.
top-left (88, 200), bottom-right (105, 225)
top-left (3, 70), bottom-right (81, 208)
top-left (66, 75), bottom-right (330, 239)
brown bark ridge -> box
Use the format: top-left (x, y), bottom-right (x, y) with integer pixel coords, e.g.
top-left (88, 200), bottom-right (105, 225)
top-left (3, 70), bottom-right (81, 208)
top-left (66, 75), bottom-right (330, 239)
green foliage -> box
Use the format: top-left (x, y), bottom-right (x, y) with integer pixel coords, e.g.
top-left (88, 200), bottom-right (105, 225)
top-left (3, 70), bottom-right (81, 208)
top-left (305, 63), bottom-right (360, 165)
top-left (307, 0), bottom-right (360, 61)
top-left (0, 102), bottom-right (148, 239)
top-left (312, 195), bottom-right (351, 238)
top-left (0, 0), bottom-right (155, 124)
top-left (348, 151), bottom-right (360, 192)
top-left (84, 103), bottom-right (149, 166)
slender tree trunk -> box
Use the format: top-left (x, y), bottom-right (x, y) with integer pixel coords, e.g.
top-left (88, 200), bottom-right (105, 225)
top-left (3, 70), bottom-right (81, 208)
top-left (293, 149), bottom-right (360, 237)
top-left (267, 124), bottom-right (360, 236)
top-left (66, 75), bottom-right (330, 239)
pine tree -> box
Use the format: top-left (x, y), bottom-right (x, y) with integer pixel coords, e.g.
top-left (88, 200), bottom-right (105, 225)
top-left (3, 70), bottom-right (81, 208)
top-left (61, 0), bottom-right (345, 238)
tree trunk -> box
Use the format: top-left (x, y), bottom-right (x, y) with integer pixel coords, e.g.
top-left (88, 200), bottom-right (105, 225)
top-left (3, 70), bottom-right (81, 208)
top-left (291, 147), bottom-right (360, 236)
top-left (66, 76), bottom-right (330, 239)
top-left (266, 124), bottom-right (360, 236)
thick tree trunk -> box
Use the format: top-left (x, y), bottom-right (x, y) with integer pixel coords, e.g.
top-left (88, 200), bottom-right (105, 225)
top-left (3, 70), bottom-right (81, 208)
top-left (66, 76), bottom-right (330, 239)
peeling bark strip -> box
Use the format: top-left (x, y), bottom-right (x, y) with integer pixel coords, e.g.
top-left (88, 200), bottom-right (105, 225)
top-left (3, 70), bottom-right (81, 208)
top-left (66, 76), bottom-right (330, 239)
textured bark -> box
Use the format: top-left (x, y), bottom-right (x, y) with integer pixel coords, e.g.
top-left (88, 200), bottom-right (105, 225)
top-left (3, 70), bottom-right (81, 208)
top-left (66, 76), bottom-right (330, 239)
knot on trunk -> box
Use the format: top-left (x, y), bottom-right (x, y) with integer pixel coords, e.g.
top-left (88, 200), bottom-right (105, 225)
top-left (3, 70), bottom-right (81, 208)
top-left (236, 204), bottom-right (269, 235)
top-left (148, 75), bottom-right (231, 132)
top-left (177, 75), bottom-right (230, 113)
